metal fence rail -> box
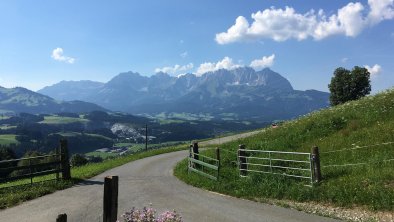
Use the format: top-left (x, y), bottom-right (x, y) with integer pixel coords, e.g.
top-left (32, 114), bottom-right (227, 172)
top-left (237, 148), bottom-right (314, 185)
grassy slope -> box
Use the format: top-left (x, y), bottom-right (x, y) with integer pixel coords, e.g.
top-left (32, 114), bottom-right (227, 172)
top-left (0, 145), bottom-right (186, 209)
top-left (0, 134), bottom-right (19, 145)
top-left (175, 89), bottom-right (394, 212)
top-left (39, 116), bottom-right (89, 124)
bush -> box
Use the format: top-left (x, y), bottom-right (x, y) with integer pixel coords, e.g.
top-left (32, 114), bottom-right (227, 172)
top-left (88, 156), bottom-right (103, 163)
top-left (70, 154), bottom-right (88, 167)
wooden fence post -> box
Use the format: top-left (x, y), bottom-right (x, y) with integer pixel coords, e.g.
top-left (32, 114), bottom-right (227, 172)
top-left (56, 214), bottom-right (67, 222)
top-left (60, 139), bottom-right (71, 180)
top-left (103, 176), bottom-right (119, 222)
top-left (192, 142), bottom-right (199, 161)
top-left (238, 144), bottom-right (247, 176)
top-left (216, 147), bottom-right (220, 180)
top-left (188, 144), bottom-right (193, 171)
top-left (312, 146), bottom-right (322, 183)
top-left (216, 147), bottom-right (220, 167)
top-left (29, 158), bottom-right (33, 185)
top-left (56, 147), bottom-right (60, 180)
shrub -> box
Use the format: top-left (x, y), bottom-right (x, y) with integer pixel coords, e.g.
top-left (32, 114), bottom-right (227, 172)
top-left (70, 154), bottom-right (88, 167)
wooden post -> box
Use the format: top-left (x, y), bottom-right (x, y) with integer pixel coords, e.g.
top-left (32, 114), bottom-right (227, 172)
top-left (103, 176), bottom-right (119, 222)
top-left (56, 147), bottom-right (60, 180)
top-left (216, 147), bottom-right (220, 167)
top-left (56, 214), bottom-right (67, 222)
top-left (188, 144), bottom-right (193, 171)
top-left (29, 158), bottom-right (33, 185)
top-left (216, 147), bottom-right (220, 180)
top-left (60, 139), bottom-right (71, 180)
top-left (238, 144), bottom-right (247, 176)
top-left (312, 146), bottom-right (322, 183)
top-left (145, 124), bottom-right (148, 151)
top-left (192, 142), bottom-right (199, 169)
top-left (192, 142), bottom-right (199, 161)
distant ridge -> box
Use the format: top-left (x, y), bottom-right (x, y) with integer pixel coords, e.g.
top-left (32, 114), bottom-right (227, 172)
top-left (38, 67), bottom-right (330, 121)
top-left (0, 86), bottom-right (106, 114)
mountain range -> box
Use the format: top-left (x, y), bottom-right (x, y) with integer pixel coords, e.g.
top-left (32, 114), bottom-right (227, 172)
top-left (0, 86), bottom-right (106, 114)
top-left (38, 67), bottom-right (330, 121)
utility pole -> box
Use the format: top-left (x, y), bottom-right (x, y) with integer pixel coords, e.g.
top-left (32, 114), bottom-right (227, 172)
top-left (145, 124), bottom-right (148, 151)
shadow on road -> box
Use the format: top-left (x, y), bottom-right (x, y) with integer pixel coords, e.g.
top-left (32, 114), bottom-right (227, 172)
top-left (75, 179), bottom-right (104, 186)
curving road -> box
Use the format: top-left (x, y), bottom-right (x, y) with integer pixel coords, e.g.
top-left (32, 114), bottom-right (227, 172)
top-left (0, 148), bottom-right (338, 222)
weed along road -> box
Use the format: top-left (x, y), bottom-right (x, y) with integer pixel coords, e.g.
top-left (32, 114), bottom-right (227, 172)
top-left (0, 151), bottom-right (339, 222)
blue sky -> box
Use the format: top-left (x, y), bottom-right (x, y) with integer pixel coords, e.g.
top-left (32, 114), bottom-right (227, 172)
top-left (0, 0), bottom-right (393, 93)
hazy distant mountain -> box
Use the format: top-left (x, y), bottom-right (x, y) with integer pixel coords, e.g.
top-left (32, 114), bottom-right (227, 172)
top-left (38, 67), bottom-right (330, 121)
top-left (0, 86), bottom-right (106, 114)
top-left (39, 80), bottom-right (104, 101)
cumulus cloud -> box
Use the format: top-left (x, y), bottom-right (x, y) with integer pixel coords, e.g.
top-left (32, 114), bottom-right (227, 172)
top-left (196, 57), bottom-right (243, 76)
top-left (154, 63), bottom-right (194, 75)
top-left (250, 54), bottom-right (275, 70)
top-left (364, 64), bottom-right (382, 77)
top-left (51, 48), bottom-right (75, 64)
top-left (216, 0), bottom-right (394, 44)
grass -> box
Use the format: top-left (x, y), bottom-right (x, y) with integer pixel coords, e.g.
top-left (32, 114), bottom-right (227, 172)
top-left (39, 116), bottom-right (89, 124)
top-left (0, 134), bottom-right (19, 145)
top-left (0, 145), bottom-right (186, 209)
top-left (174, 88), bottom-right (394, 212)
top-left (0, 125), bottom-right (16, 130)
top-left (55, 132), bottom-right (112, 141)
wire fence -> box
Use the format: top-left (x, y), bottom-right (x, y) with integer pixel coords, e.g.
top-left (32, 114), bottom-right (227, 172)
top-left (320, 141), bottom-right (393, 169)
top-left (320, 141), bottom-right (394, 154)
top-left (322, 158), bottom-right (394, 168)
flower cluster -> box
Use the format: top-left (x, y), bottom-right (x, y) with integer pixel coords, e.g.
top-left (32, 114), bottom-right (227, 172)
top-left (118, 207), bottom-right (182, 222)
top-left (157, 210), bottom-right (182, 222)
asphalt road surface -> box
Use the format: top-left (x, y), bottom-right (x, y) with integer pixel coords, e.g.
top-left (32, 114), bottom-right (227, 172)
top-left (0, 132), bottom-right (339, 222)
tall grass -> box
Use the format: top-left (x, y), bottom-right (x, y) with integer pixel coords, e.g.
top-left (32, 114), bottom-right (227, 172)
top-left (175, 88), bottom-right (394, 211)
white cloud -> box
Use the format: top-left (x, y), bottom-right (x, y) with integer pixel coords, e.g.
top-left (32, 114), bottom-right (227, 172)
top-left (51, 48), bottom-right (75, 64)
top-left (216, 0), bottom-right (394, 44)
top-left (250, 54), bottom-right (275, 70)
top-left (364, 64), bottom-right (382, 77)
top-left (180, 51), bottom-right (188, 58)
top-left (154, 63), bottom-right (194, 75)
top-left (341, 57), bottom-right (349, 63)
top-left (367, 0), bottom-right (394, 25)
top-left (196, 57), bottom-right (242, 76)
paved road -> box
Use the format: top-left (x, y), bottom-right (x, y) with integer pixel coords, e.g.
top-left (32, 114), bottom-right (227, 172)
top-left (199, 130), bottom-right (264, 146)
top-left (0, 150), bottom-right (338, 221)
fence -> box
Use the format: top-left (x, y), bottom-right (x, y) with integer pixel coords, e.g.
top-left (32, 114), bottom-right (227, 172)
top-left (0, 139), bottom-right (71, 184)
top-left (237, 144), bottom-right (320, 185)
top-left (320, 142), bottom-right (394, 169)
top-left (188, 142), bottom-right (220, 180)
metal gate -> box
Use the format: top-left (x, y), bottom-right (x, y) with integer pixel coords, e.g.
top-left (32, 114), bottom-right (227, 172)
top-left (237, 147), bottom-right (313, 184)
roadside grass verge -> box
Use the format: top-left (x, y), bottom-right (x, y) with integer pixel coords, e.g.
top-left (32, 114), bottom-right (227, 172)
top-left (0, 145), bottom-right (186, 209)
top-left (174, 89), bottom-right (394, 213)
